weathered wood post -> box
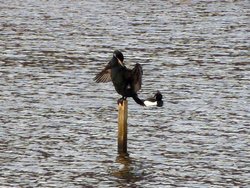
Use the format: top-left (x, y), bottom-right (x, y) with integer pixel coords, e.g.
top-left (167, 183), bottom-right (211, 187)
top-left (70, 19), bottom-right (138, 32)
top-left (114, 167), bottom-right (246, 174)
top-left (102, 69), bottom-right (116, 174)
top-left (118, 99), bottom-right (128, 154)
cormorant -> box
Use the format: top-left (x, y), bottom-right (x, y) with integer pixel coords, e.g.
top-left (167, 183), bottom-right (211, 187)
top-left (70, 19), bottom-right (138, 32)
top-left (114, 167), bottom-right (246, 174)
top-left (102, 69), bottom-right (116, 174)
top-left (94, 50), bottom-right (163, 107)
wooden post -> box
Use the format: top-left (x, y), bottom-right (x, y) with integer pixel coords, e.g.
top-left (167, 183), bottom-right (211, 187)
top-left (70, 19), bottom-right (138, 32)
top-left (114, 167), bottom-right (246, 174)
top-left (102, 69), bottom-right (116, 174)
top-left (118, 100), bottom-right (128, 154)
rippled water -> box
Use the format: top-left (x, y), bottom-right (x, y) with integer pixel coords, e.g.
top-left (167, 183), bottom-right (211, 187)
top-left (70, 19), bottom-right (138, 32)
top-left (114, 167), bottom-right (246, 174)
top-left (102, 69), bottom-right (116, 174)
top-left (0, 0), bottom-right (249, 187)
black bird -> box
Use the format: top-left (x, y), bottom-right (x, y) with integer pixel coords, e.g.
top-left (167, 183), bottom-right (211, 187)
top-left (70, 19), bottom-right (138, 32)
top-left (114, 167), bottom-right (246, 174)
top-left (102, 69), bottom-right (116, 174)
top-left (94, 50), bottom-right (163, 107)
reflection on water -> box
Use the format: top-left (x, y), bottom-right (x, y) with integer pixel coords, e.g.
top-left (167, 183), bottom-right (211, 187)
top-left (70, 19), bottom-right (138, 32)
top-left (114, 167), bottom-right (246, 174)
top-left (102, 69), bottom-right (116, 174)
top-left (1, 0), bottom-right (249, 187)
top-left (111, 154), bottom-right (144, 184)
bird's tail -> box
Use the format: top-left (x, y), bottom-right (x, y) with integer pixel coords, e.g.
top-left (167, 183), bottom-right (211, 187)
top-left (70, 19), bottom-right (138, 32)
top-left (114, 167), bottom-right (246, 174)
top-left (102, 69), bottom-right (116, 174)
top-left (132, 94), bottom-right (145, 106)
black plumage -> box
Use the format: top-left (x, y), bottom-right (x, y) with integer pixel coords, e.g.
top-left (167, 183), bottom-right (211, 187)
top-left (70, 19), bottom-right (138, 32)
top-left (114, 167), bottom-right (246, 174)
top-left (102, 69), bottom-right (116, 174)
top-left (94, 50), bottom-right (145, 106)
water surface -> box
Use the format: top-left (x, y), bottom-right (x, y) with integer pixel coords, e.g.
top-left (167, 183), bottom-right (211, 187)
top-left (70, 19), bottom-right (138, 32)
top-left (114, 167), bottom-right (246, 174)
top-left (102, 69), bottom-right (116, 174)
top-left (0, 0), bottom-right (249, 187)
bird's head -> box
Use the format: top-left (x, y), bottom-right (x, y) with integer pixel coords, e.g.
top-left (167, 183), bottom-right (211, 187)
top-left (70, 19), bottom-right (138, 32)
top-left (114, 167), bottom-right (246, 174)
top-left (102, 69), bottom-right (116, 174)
top-left (113, 50), bottom-right (124, 67)
top-left (154, 91), bottom-right (162, 101)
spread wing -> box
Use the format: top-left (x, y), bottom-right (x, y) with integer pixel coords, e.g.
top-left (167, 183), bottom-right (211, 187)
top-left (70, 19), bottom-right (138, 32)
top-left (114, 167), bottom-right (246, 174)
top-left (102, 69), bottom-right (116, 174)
top-left (94, 63), bottom-right (112, 83)
top-left (132, 63), bottom-right (143, 92)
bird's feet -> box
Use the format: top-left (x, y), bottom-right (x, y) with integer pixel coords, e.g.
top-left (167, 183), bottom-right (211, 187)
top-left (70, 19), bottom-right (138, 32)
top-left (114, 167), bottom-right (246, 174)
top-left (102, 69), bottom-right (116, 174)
top-left (117, 97), bottom-right (126, 105)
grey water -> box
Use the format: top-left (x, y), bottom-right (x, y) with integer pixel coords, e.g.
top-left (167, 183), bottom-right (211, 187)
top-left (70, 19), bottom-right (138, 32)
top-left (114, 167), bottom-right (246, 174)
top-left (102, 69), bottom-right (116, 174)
top-left (0, 0), bottom-right (249, 187)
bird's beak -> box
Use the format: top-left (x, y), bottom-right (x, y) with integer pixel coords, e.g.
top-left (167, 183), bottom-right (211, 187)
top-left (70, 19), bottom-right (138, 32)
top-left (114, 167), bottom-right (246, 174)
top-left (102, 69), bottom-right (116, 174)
top-left (117, 58), bottom-right (125, 67)
top-left (114, 54), bottom-right (125, 67)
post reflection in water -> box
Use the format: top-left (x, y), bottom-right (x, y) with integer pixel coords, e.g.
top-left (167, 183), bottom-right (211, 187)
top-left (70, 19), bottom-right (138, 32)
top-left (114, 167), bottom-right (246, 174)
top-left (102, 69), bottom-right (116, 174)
top-left (112, 153), bottom-right (144, 183)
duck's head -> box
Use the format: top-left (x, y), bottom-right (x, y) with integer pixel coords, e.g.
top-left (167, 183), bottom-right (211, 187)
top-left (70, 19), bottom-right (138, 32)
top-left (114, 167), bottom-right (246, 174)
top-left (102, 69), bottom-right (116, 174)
top-left (113, 50), bottom-right (124, 67)
top-left (154, 91), bottom-right (162, 101)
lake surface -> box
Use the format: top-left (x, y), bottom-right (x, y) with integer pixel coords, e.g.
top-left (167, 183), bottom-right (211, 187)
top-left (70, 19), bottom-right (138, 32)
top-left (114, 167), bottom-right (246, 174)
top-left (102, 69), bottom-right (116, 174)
top-left (0, 0), bottom-right (249, 187)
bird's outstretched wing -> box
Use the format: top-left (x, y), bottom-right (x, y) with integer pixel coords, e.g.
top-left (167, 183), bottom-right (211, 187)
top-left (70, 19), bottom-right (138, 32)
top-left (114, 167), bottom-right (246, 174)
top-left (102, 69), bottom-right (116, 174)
top-left (94, 63), bottom-right (112, 83)
top-left (132, 63), bottom-right (143, 92)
